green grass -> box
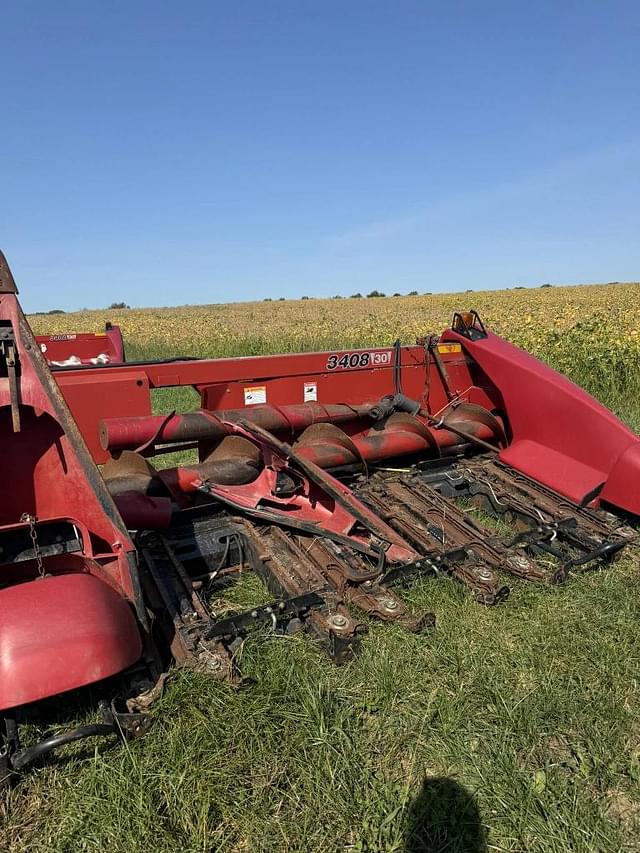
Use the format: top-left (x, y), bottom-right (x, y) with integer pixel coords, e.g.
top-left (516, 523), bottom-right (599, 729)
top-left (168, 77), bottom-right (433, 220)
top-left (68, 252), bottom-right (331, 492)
top-left (2, 343), bottom-right (640, 853)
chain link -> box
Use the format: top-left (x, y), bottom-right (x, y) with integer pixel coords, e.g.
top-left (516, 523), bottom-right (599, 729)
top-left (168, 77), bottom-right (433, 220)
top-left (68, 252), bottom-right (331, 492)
top-left (20, 513), bottom-right (45, 577)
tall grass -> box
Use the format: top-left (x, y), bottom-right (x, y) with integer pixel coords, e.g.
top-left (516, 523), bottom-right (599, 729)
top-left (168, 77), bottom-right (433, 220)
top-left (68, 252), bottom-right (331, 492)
top-left (3, 556), bottom-right (639, 852)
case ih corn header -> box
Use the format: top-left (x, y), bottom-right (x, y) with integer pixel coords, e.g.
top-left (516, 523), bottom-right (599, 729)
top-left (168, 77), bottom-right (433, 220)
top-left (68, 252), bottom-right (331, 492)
top-left (1, 251), bottom-right (638, 779)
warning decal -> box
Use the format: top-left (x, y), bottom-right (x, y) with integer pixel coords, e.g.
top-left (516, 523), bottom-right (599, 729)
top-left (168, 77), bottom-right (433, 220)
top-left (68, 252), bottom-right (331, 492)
top-left (304, 382), bottom-right (317, 402)
top-left (244, 385), bottom-right (267, 405)
top-left (437, 343), bottom-right (462, 354)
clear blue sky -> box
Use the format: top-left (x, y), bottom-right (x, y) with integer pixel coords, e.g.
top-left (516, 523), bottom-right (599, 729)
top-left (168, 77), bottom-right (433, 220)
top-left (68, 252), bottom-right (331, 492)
top-left (2, 1), bottom-right (639, 312)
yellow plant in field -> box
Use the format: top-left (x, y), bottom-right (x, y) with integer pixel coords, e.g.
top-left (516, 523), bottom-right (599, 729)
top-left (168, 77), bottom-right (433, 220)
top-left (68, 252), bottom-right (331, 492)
top-left (28, 283), bottom-right (640, 366)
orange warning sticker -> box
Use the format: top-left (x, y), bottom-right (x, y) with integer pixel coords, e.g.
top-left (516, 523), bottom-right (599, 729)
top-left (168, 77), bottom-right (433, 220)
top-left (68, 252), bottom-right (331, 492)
top-left (437, 343), bottom-right (462, 354)
top-left (244, 385), bottom-right (267, 405)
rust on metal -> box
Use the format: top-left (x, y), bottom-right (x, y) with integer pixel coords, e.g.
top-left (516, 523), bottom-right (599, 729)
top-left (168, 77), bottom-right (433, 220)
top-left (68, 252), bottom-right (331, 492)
top-left (2, 254), bottom-right (637, 776)
top-left (0, 251), bottom-right (18, 294)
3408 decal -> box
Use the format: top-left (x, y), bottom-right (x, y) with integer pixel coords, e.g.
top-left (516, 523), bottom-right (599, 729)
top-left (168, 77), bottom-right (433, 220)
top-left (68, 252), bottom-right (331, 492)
top-left (326, 350), bottom-right (392, 370)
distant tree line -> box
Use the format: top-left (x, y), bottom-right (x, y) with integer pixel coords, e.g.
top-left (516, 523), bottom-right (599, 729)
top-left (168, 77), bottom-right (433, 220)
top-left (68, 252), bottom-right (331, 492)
top-left (266, 289), bottom-right (427, 301)
top-left (31, 282), bottom-right (563, 314)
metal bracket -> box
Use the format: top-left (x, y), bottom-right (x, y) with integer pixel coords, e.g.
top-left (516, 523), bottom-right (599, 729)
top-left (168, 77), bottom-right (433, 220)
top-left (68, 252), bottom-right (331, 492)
top-left (0, 324), bottom-right (20, 432)
top-left (381, 546), bottom-right (467, 585)
top-left (204, 591), bottom-right (325, 641)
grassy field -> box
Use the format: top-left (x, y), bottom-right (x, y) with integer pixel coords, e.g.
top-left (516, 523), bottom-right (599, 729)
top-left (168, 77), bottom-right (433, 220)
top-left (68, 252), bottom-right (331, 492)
top-left (2, 284), bottom-right (640, 852)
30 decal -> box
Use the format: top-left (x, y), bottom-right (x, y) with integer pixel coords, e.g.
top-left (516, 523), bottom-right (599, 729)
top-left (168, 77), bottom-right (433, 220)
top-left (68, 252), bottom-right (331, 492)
top-left (326, 350), bottom-right (392, 370)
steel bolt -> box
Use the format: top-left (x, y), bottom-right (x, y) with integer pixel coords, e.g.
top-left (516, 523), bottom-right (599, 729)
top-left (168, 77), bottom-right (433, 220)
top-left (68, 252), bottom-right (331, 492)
top-left (207, 655), bottom-right (224, 673)
top-left (380, 597), bottom-right (399, 612)
top-left (328, 613), bottom-right (349, 630)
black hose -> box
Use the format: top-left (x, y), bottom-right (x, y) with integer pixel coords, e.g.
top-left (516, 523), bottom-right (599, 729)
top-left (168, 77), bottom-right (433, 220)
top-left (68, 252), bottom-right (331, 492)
top-left (11, 724), bottom-right (116, 771)
top-left (393, 339), bottom-right (402, 394)
top-left (564, 539), bottom-right (626, 569)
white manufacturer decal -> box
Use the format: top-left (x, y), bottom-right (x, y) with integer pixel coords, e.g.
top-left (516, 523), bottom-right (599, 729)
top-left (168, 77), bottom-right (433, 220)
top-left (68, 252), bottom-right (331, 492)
top-left (304, 382), bottom-right (317, 402)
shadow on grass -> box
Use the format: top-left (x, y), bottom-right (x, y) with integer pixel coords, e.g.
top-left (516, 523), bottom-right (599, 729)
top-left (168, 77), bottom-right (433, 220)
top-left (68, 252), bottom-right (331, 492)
top-left (405, 776), bottom-right (487, 853)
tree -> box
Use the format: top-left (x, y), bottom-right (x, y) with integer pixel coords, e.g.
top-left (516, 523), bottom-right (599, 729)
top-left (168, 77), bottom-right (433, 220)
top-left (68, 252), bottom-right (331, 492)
top-left (350, 292), bottom-right (362, 298)
top-left (408, 290), bottom-right (418, 296)
top-left (108, 301), bottom-right (130, 309)
top-left (366, 289), bottom-right (386, 298)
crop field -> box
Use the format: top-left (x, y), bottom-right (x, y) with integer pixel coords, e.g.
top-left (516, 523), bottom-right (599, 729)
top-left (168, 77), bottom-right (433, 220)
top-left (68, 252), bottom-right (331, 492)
top-left (29, 282), bottom-right (640, 429)
top-left (2, 283), bottom-right (640, 853)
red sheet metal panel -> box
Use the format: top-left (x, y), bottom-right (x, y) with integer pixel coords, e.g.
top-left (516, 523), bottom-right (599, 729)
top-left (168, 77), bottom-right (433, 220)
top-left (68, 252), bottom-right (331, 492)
top-left (0, 573), bottom-right (142, 710)
top-left (36, 326), bottom-right (125, 366)
top-left (54, 344), bottom-right (488, 463)
top-left (58, 370), bottom-right (152, 460)
top-left (443, 326), bottom-right (640, 513)
top-left (0, 291), bottom-right (139, 596)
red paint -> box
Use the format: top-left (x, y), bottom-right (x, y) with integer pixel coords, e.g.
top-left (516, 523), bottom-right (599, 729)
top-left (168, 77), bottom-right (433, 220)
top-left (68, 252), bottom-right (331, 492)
top-left (100, 403), bottom-right (493, 461)
top-left (54, 345), bottom-right (489, 462)
top-left (157, 420), bottom-right (417, 562)
top-left (51, 320), bottom-right (640, 516)
top-left (294, 421), bottom-right (496, 467)
top-left (0, 287), bottom-right (144, 709)
top-left (36, 325), bottom-right (124, 366)
top-left (0, 572), bottom-right (142, 710)
top-left (63, 370), bottom-right (152, 457)
top-left (100, 403), bottom-right (377, 453)
top-left (601, 443), bottom-right (640, 513)
top-left (442, 327), bottom-right (640, 513)
top-left (112, 492), bottom-right (173, 529)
